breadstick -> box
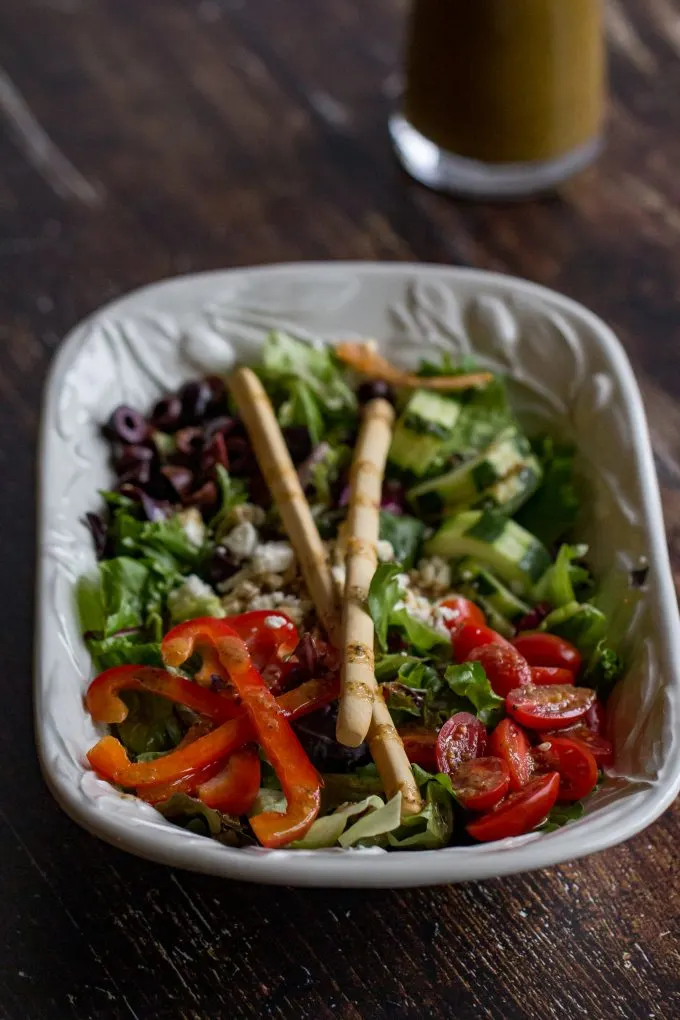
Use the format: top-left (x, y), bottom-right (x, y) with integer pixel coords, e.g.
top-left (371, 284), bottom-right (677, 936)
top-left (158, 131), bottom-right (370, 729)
top-left (227, 367), bottom-right (340, 646)
top-left (335, 341), bottom-right (493, 392)
top-left (227, 367), bottom-right (422, 817)
top-left (336, 397), bottom-right (393, 748)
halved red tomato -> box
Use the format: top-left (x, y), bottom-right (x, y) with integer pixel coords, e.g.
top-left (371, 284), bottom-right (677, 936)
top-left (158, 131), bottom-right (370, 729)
top-left (398, 725), bottom-right (438, 771)
top-left (452, 623), bottom-right (511, 664)
top-left (512, 633), bottom-right (582, 674)
top-left (450, 757), bottom-right (510, 811)
top-left (541, 724), bottom-right (614, 768)
top-left (467, 643), bottom-right (532, 698)
top-left (533, 735), bottom-right (598, 802)
top-left (530, 666), bottom-right (574, 687)
top-left (466, 772), bottom-right (561, 842)
top-left (506, 683), bottom-right (595, 730)
top-left (436, 712), bottom-right (487, 776)
top-left (439, 596), bottom-right (486, 633)
top-left (585, 698), bottom-right (606, 736)
top-left (488, 717), bottom-right (533, 791)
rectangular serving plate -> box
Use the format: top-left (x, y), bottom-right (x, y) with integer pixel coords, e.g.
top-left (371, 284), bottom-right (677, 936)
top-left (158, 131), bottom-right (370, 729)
top-left (36, 263), bottom-right (680, 887)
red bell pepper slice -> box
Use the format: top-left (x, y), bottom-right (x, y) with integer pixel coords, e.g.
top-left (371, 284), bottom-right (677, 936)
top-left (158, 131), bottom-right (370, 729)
top-left (137, 759), bottom-right (225, 805)
top-left (160, 617), bottom-right (320, 848)
top-left (86, 665), bottom-right (239, 724)
top-left (228, 610), bottom-right (299, 671)
top-left (86, 672), bottom-right (339, 785)
top-left (196, 746), bottom-right (262, 815)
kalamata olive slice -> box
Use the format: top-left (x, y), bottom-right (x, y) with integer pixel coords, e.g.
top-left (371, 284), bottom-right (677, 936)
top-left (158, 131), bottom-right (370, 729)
top-left (357, 379), bottom-right (396, 406)
top-left (150, 395), bottom-right (183, 432)
top-left (103, 406), bottom-right (149, 444)
top-left (178, 379), bottom-right (213, 425)
top-left (160, 464), bottom-right (194, 498)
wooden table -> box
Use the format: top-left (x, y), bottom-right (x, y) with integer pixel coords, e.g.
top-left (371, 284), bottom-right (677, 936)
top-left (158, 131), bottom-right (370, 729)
top-left (1, 2), bottom-right (678, 1017)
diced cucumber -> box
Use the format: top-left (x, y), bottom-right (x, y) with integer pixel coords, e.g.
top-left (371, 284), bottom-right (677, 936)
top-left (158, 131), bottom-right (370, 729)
top-left (407, 427), bottom-right (541, 516)
top-left (424, 510), bottom-right (551, 595)
top-left (474, 461), bottom-right (542, 516)
top-left (539, 601), bottom-right (607, 655)
top-left (389, 390), bottom-right (462, 477)
top-left (456, 558), bottom-right (531, 623)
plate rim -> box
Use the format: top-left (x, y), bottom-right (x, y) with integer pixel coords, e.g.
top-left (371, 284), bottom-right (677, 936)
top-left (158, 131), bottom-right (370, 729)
top-left (36, 261), bottom-right (680, 887)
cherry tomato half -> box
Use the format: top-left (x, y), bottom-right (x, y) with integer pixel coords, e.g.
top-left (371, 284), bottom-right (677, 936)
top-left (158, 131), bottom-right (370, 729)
top-left (530, 666), bottom-right (574, 687)
top-left (467, 643), bottom-right (532, 698)
top-left (451, 757), bottom-right (510, 812)
top-left (436, 712), bottom-right (487, 776)
top-left (466, 772), bottom-right (561, 842)
top-left (398, 725), bottom-right (438, 771)
top-left (488, 718), bottom-right (534, 791)
top-left (506, 683), bottom-right (595, 730)
top-left (512, 633), bottom-right (582, 674)
top-left (453, 623), bottom-right (510, 664)
top-left (533, 735), bottom-right (598, 802)
top-left (439, 596), bottom-right (486, 633)
top-left (541, 724), bottom-right (614, 768)
top-left (228, 610), bottom-right (299, 672)
top-left (585, 698), bottom-right (607, 736)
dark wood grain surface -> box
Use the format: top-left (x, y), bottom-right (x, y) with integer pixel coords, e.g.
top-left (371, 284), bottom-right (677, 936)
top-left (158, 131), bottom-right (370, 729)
top-left (1, 1), bottom-right (679, 1018)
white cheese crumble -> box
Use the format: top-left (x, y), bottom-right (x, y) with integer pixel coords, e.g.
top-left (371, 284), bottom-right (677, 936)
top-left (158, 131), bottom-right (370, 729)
top-left (251, 541), bottom-right (295, 575)
top-left (177, 507), bottom-right (206, 547)
top-left (377, 539), bottom-right (395, 562)
top-left (264, 614), bottom-right (289, 629)
top-left (223, 521), bottom-right (259, 560)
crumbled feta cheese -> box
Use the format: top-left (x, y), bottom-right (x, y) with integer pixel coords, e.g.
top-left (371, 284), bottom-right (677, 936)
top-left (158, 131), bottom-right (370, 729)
top-left (377, 539), bottom-right (395, 562)
top-left (438, 604), bottom-right (457, 623)
top-left (216, 566), bottom-right (252, 594)
top-left (177, 507), bottom-right (206, 547)
top-left (251, 541), bottom-right (295, 575)
top-left (431, 605), bottom-right (455, 638)
top-left (396, 572), bottom-right (410, 592)
top-left (228, 502), bottom-right (266, 528)
top-left (412, 556), bottom-right (451, 596)
top-left (167, 574), bottom-right (225, 623)
top-left (248, 591), bottom-right (310, 626)
top-left (224, 521), bottom-right (258, 560)
top-left (264, 614), bottom-right (289, 629)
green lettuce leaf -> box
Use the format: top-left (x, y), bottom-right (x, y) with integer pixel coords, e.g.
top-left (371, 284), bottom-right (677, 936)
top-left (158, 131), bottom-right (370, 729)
top-left (516, 438), bottom-right (580, 545)
top-left (390, 609), bottom-right (450, 654)
top-left (320, 771), bottom-right (385, 811)
top-left (368, 563), bottom-right (403, 650)
top-left (374, 653), bottom-right (426, 682)
top-left (115, 691), bottom-right (183, 756)
top-left (288, 796), bottom-right (386, 849)
top-left (86, 633), bottom-right (162, 671)
top-left (443, 662), bottom-right (505, 728)
top-left (387, 782), bottom-right (454, 849)
top-left (584, 640), bottom-right (624, 696)
top-left (338, 793), bottom-right (403, 848)
top-left (417, 352), bottom-right (479, 377)
top-left (533, 543), bottom-right (592, 607)
top-left (98, 557), bottom-right (150, 635)
top-left (156, 793), bottom-right (223, 837)
top-left (211, 465), bottom-right (247, 540)
top-left (540, 601), bottom-right (607, 656)
top-left (537, 800), bottom-right (585, 833)
top-left (258, 331), bottom-right (357, 439)
top-left (379, 511), bottom-right (425, 569)
top-left (167, 574), bottom-right (226, 624)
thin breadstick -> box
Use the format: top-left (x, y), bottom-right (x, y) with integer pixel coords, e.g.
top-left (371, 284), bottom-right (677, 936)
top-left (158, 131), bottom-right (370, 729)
top-left (227, 367), bottom-right (341, 646)
top-left (227, 367), bottom-right (422, 817)
top-left (336, 397), bottom-right (394, 748)
top-left (369, 691), bottom-right (422, 815)
top-left (335, 341), bottom-right (493, 391)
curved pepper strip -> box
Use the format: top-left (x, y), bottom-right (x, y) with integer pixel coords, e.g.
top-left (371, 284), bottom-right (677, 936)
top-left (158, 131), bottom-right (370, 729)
top-left (196, 747), bottom-right (262, 815)
top-left (86, 665), bottom-right (239, 725)
top-left (160, 618), bottom-right (321, 848)
top-left (138, 759), bottom-right (225, 806)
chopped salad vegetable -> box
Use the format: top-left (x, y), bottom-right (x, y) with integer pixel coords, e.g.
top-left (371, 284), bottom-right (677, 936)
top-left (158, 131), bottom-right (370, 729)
top-left (77, 333), bottom-right (631, 852)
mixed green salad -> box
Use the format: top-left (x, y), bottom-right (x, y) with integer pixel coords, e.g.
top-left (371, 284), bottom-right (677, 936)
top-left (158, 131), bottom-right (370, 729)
top-left (79, 332), bottom-right (630, 851)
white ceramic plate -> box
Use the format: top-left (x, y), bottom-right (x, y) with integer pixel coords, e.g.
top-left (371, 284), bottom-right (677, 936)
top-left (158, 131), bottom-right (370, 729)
top-left (36, 262), bottom-right (680, 887)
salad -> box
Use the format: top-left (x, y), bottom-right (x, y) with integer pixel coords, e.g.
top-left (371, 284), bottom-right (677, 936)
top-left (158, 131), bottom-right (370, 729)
top-left (77, 332), bottom-right (627, 851)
